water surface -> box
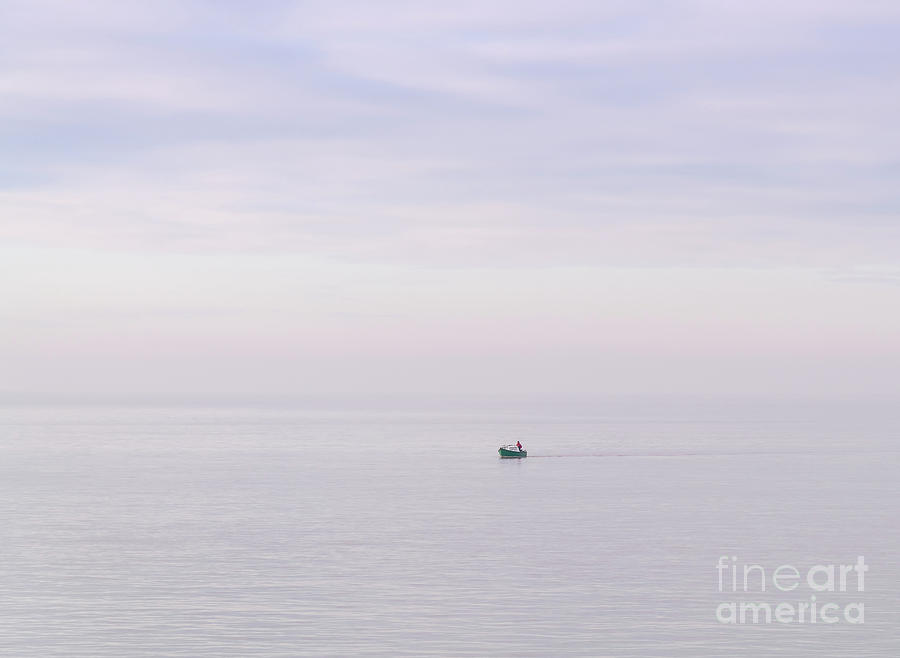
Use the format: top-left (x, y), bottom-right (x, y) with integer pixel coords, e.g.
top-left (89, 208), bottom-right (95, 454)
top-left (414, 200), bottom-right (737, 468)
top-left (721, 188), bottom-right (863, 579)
top-left (1, 402), bottom-right (898, 656)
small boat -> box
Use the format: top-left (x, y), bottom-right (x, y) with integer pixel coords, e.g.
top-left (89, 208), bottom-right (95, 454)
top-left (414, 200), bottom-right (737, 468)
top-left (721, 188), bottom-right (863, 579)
top-left (498, 444), bottom-right (527, 458)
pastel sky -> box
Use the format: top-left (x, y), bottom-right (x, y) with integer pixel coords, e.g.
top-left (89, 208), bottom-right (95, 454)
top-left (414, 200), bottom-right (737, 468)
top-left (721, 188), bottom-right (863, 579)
top-left (2, 1), bottom-right (899, 400)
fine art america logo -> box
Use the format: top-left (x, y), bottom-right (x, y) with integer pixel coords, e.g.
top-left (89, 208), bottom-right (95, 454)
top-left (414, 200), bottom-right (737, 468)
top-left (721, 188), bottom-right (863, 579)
top-left (716, 556), bottom-right (867, 625)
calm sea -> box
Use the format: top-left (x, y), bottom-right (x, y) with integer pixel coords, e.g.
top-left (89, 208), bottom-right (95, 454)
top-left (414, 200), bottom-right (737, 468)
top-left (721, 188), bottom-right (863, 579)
top-left (1, 401), bottom-right (898, 656)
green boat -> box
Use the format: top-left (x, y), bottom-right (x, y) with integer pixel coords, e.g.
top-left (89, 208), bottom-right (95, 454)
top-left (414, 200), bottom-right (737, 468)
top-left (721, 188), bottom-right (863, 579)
top-left (498, 444), bottom-right (527, 458)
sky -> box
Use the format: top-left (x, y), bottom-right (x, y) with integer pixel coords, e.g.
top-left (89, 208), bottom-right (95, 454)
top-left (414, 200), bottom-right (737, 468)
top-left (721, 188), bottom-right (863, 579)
top-left (1, 0), bottom-right (899, 401)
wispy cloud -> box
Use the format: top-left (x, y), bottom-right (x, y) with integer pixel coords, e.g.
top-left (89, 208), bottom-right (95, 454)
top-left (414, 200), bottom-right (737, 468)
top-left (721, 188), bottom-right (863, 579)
top-left (2, 2), bottom-right (900, 397)
top-left (2, 1), bottom-right (899, 266)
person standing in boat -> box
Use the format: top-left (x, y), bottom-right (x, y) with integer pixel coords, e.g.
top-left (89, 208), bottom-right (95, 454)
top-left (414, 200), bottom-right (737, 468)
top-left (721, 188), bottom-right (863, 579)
top-left (516, 440), bottom-right (523, 452)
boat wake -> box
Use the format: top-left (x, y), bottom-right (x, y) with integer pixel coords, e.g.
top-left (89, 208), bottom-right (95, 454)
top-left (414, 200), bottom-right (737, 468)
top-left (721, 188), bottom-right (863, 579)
top-left (526, 449), bottom-right (839, 458)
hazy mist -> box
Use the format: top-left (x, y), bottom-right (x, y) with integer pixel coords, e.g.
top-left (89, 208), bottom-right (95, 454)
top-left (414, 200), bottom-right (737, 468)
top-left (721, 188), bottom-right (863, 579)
top-left (2, 1), bottom-right (899, 401)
